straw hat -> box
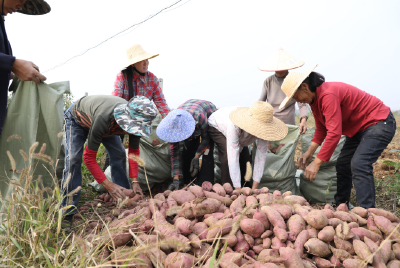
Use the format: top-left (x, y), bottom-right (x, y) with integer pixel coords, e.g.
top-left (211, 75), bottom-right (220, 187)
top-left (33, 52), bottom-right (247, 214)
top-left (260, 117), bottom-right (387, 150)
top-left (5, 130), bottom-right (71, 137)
top-left (114, 96), bottom-right (158, 138)
top-left (279, 64), bottom-right (318, 109)
top-left (156, 109), bottom-right (196, 143)
top-left (229, 102), bottom-right (288, 141)
top-left (17, 0), bottom-right (51, 15)
top-left (122, 44), bottom-right (159, 70)
top-left (259, 48), bottom-right (304, 72)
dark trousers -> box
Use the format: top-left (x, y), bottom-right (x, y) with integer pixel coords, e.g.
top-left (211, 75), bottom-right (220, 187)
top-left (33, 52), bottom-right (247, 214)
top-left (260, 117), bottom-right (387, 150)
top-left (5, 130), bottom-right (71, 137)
top-left (182, 136), bottom-right (215, 186)
top-left (208, 126), bottom-right (252, 187)
top-left (103, 134), bottom-right (140, 170)
top-left (335, 112), bottom-right (396, 208)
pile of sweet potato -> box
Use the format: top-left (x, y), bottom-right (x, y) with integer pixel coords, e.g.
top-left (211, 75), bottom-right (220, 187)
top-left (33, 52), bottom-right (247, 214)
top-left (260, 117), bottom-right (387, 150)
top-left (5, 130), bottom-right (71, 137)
top-left (84, 182), bottom-right (400, 268)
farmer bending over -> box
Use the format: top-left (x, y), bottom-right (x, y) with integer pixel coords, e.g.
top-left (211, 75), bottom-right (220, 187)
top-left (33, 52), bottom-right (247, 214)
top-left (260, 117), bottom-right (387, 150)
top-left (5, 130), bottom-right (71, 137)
top-left (62, 95), bottom-right (157, 225)
top-left (156, 99), bottom-right (217, 191)
top-left (207, 101), bottom-right (288, 190)
top-left (280, 64), bottom-right (396, 209)
top-left (258, 48), bottom-right (308, 135)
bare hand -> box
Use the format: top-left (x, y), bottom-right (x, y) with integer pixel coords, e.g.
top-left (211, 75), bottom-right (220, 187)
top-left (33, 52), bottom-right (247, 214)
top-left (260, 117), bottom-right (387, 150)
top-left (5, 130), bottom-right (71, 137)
top-left (300, 118), bottom-right (307, 134)
top-left (252, 181), bottom-right (259, 190)
top-left (12, 59), bottom-right (47, 84)
top-left (298, 151), bottom-right (312, 170)
top-left (101, 180), bottom-right (127, 202)
top-left (304, 161), bottom-right (321, 182)
top-left (270, 144), bottom-right (285, 154)
top-left (152, 138), bottom-right (160, 147)
top-left (131, 182), bottom-right (143, 196)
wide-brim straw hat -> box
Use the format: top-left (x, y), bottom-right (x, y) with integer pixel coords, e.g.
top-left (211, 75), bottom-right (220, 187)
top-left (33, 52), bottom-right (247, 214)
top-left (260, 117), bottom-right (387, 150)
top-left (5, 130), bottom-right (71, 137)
top-left (156, 109), bottom-right (196, 143)
top-left (229, 101), bottom-right (288, 141)
top-left (279, 64), bottom-right (318, 109)
top-left (259, 48), bottom-right (305, 72)
top-left (17, 0), bottom-right (51, 15)
top-left (122, 44), bottom-right (159, 70)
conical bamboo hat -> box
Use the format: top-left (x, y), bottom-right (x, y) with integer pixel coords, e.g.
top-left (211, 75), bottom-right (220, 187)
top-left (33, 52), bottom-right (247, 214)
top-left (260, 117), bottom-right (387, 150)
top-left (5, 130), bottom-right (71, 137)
top-left (259, 48), bottom-right (304, 72)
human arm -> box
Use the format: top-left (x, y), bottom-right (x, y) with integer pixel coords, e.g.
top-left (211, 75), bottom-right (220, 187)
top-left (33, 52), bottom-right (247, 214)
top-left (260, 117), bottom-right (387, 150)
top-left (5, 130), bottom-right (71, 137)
top-left (226, 124), bottom-right (242, 189)
top-left (258, 78), bottom-right (269, 101)
top-left (152, 77), bottom-right (170, 118)
top-left (0, 52), bottom-right (15, 73)
top-left (252, 139), bottom-right (269, 190)
top-left (128, 136), bottom-right (142, 195)
top-left (112, 72), bottom-right (128, 99)
top-left (7, 58), bottom-right (46, 84)
top-left (298, 102), bottom-right (308, 134)
top-left (170, 142), bottom-right (182, 180)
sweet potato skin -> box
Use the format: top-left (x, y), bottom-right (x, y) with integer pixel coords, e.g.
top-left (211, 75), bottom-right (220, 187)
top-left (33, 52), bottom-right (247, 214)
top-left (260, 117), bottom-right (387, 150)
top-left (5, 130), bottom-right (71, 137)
top-left (306, 210), bottom-right (329, 229)
top-left (164, 252), bottom-right (198, 268)
top-left (304, 238), bottom-right (331, 257)
top-left (240, 219), bottom-right (265, 238)
top-left (261, 206), bottom-right (286, 230)
top-left (279, 246), bottom-right (305, 268)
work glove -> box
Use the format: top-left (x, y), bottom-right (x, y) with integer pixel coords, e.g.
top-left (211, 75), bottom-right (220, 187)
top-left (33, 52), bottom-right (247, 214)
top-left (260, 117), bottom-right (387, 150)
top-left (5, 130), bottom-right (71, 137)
top-left (189, 158), bottom-right (200, 177)
top-left (167, 179), bottom-right (180, 191)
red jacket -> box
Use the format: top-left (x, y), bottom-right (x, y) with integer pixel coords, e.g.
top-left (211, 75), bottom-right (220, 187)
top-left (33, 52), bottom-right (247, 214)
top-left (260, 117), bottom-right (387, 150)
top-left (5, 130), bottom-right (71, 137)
top-left (310, 82), bottom-right (390, 162)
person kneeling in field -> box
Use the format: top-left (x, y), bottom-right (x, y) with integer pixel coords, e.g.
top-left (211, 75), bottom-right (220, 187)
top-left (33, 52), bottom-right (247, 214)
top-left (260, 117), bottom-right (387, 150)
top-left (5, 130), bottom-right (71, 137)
top-left (280, 64), bottom-right (396, 209)
top-left (62, 95), bottom-right (157, 225)
top-left (207, 101), bottom-right (288, 190)
top-left (156, 99), bottom-right (217, 191)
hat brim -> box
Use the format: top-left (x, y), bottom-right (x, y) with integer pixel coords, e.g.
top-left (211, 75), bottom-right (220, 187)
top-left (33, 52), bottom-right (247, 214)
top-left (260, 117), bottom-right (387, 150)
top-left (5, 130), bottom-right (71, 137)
top-left (156, 121), bottom-right (195, 143)
top-left (121, 53), bottom-right (159, 70)
top-left (258, 61), bottom-right (305, 72)
top-left (279, 64), bottom-right (318, 110)
top-left (114, 104), bottom-right (151, 138)
top-left (16, 0), bottom-right (51, 15)
top-left (229, 107), bottom-right (288, 141)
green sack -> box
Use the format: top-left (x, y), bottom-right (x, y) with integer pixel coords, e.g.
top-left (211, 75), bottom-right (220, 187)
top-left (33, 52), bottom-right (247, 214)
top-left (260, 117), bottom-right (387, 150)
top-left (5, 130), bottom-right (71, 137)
top-left (299, 127), bottom-right (346, 204)
top-left (253, 124), bottom-right (301, 195)
top-left (0, 79), bottom-right (69, 209)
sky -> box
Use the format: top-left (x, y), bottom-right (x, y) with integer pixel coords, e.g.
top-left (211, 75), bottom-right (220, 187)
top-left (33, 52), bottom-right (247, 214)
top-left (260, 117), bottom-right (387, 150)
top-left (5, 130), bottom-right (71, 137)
top-left (5, 0), bottom-right (400, 110)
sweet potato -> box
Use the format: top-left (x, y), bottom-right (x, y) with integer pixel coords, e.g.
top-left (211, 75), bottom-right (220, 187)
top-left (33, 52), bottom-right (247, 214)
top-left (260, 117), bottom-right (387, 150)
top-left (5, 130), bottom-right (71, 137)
top-left (204, 191), bottom-right (233, 206)
top-left (387, 260), bottom-right (400, 268)
top-left (273, 226), bottom-right (288, 242)
top-left (261, 206), bottom-right (286, 230)
top-left (212, 183), bottom-right (226, 196)
top-left (235, 230), bottom-right (250, 253)
top-left (317, 226), bottom-right (335, 242)
top-left (293, 204), bottom-right (310, 220)
top-left (333, 235), bottom-right (355, 254)
top-left (271, 236), bottom-right (286, 249)
top-left (193, 222), bottom-right (208, 240)
top-left (286, 240), bottom-right (294, 249)
top-left (348, 219), bottom-right (361, 229)
top-left (324, 204), bottom-right (334, 211)
top-left (306, 226), bottom-right (318, 238)
top-left (175, 217), bottom-right (193, 235)
top-left (329, 245), bottom-right (352, 261)
top-left (167, 196), bottom-right (178, 209)
top-left (154, 192), bottom-right (166, 202)
top-left (364, 236), bottom-right (386, 268)
top-left (242, 187), bottom-right (253, 196)
top-left (304, 238), bottom-right (331, 257)
top-left (334, 211), bottom-right (353, 222)
top-left (372, 214), bottom-right (400, 240)
top-left (202, 181), bottom-right (212, 191)
top-left (380, 239), bottom-right (392, 264)
top-left (342, 259), bottom-right (366, 268)
top-left (261, 230), bottom-right (273, 239)
top-left (204, 215), bottom-right (218, 227)
top-left (312, 256), bottom-right (333, 268)
top-left (263, 237), bottom-right (272, 249)
top-left (112, 248), bottom-right (151, 268)
top-left (353, 239), bottom-right (373, 264)
top-left (328, 218), bottom-right (344, 228)
top-left (169, 190), bottom-right (196, 205)
top-left (279, 247), bottom-right (304, 268)
top-left (230, 195), bottom-right (246, 216)
top-left (337, 203), bottom-right (349, 212)
top-left (270, 203), bottom-right (292, 220)
top-left (244, 233), bottom-right (255, 247)
top-left (223, 183), bottom-right (233, 195)
top-left (294, 230), bottom-right (309, 258)
top-left (368, 208), bottom-right (400, 222)
top-left (246, 196), bottom-right (258, 208)
top-left (231, 195), bottom-right (238, 201)
top-left (191, 243), bottom-right (213, 262)
top-left (283, 195), bottom-right (307, 205)
top-left (240, 219), bottom-right (265, 238)
top-left (351, 207), bottom-right (368, 218)
top-left (253, 189), bottom-right (261, 195)
top-left (351, 227), bottom-right (382, 242)
top-left (206, 218), bottom-right (233, 242)
top-left (232, 189), bottom-right (241, 196)
top-left (164, 252), bottom-right (198, 268)
top-left (251, 245), bottom-right (263, 254)
top-left (330, 255), bottom-right (341, 268)
top-left (287, 214), bottom-right (306, 238)
top-left (303, 259), bottom-right (317, 268)
top-left (178, 197), bottom-right (222, 218)
top-left (321, 209), bottom-right (335, 219)
top-left (272, 190), bottom-right (282, 200)
top-left (253, 210), bottom-right (270, 230)
top-left (306, 210), bottom-right (329, 229)
top-left (188, 185), bottom-right (205, 197)
top-left (222, 233), bottom-right (238, 248)
top-left (220, 252), bottom-right (243, 268)
top-left (392, 243), bottom-right (400, 260)
top-left (282, 191), bottom-right (292, 198)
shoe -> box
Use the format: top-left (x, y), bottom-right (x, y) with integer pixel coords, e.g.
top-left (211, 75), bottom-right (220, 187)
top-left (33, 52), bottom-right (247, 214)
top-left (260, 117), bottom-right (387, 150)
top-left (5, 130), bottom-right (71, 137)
top-left (61, 214), bottom-right (74, 231)
top-left (167, 180), bottom-right (180, 191)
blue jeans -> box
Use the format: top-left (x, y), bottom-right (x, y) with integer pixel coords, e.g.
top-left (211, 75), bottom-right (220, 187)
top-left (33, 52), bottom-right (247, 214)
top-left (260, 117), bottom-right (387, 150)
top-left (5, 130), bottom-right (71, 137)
top-left (335, 112), bottom-right (396, 208)
top-left (62, 104), bottom-right (130, 215)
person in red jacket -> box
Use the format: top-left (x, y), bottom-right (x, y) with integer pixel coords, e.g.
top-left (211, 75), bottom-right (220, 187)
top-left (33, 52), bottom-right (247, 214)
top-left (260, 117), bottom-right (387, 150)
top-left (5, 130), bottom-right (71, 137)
top-left (280, 65), bottom-right (396, 209)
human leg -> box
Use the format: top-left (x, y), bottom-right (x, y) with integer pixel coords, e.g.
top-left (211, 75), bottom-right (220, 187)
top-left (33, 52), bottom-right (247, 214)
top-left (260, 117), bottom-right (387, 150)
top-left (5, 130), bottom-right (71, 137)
top-left (208, 126), bottom-right (231, 185)
top-left (239, 146), bottom-right (252, 188)
top-left (197, 139), bottom-right (215, 186)
top-left (182, 137), bottom-right (200, 185)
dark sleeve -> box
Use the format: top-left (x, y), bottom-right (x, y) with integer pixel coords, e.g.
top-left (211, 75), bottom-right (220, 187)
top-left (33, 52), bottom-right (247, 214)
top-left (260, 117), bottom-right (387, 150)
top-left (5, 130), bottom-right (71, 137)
top-left (0, 52), bottom-right (15, 72)
top-left (86, 115), bottom-right (109, 151)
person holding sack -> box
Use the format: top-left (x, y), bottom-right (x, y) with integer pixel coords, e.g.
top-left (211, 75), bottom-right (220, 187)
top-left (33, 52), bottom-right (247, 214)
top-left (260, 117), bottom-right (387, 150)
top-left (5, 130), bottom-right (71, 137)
top-left (156, 99), bottom-right (217, 190)
top-left (0, 0), bottom-right (49, 134)
top-left (280, 64), bottom-right (396, 208)
top-left (208, 101), bottom-right (288, 190)
top-left (258, 48), bottom-right (308, 135)
top-left (62, 95), bottom-right (158, 226)
top-left (104, 44), bottom-right (170, 176)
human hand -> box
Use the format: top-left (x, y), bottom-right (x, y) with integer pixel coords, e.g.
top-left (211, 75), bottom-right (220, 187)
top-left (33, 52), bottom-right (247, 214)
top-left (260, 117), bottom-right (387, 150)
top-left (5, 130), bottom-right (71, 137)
top-left (270, 144), bottom-right (285, 154)
top-left (152, 138), bottom-right (160, 147)
top-left (101, 179), bottom-right (127, 202)
top-left (304, 160), bottom-right (322, 182)
top-left (298, 151), bottom-right (312, 170)
top-left (252, 181), bottom-right (259, 190)
top-left (11, 59), bottom-right (47, 84)
top-left (300, 117), bottom-right (307, 134)
top-left (189, 157), bottom-right (200, 177)
top-left (131, 181), bottom-right (143, 196)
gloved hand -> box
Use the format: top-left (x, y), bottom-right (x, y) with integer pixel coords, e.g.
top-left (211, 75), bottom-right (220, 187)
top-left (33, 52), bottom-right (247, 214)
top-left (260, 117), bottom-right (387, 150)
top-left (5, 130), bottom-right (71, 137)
top-left (167, 179), bottom-right (180, 191)
top-left (189, 158), bottom-right (200, 177)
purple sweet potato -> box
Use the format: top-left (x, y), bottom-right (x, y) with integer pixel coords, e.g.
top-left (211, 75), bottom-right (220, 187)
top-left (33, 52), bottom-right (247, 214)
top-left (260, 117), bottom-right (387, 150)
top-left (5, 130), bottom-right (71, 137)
top-left (273, 226), bottom-right (288, 242)
top-left (306, 210), bottom-right (329, 229)
top-left (222, 233), bottom-right (238, 248)
top-left (293, 204), bottom-right (310, 220)
top-left (342, 259), bottom-right (366, 268)
top-left (193, 222), bottom-right (208, 240)
top-left (178, 197), bottom-right (222, 218)
top-left (304, 238), bottom-right (331, 257)
top-left (367, 216), bottom-right (382, 235)
top-left (351, 227), bottom-right (382, 242)
top-left (188, 185), bottom-right (205, 197)
top-left (294, 230), bottom-right (309, 258)
top-left (263, 237), bottom-right (272, 249)
top-left (329, 245), bottom-right (352, 261)
top-left (279, 247), bottom-right (304, 268)
top-left (334, 235), bottom-right (355, 255)
top-left (283, 195), bottom-right (307, 205)
top-left (272, 190), bottom-right (282, 200)
top-left (353, 239), bottom-right (373, 264)
top-left (220, 252), bottom-right (243, 268)
top-left (270, 203), bottom-right (292, 220)
top-left (204, 191), bottom-right (233, 206)
top-left (164, 252), bottom-right (198, 268)
top-left (337, 203), bottom-right (349, 212)
top-left (372, 214), bottom-right (400, 240)
top-left (364, 236), bottom-right (386, 268)
top-left (242, 187), bottom-right (253, 196)
top-left (235, 230), bottom-right (250, 253)
top-left (351, 207), bottom-right (368, 218)
top-left (380, 239), bottom-right (392, 264)
top-left (202, 181), bottom-right (213, 191)
top-left (204, 215), bottom-right (218, 227)
top-left (306, 226), bottom-right (318, 239)
top-left (223, 183), bottom-right (234, 195)
top-left (230, 195), bottom-right (246, 216)
top-left (244, 233), bottom-right (255, 247)
top-left (368, 208), bottom-right (400, 222)
top-left (253, 245), bottom-right (264, 254)
top-left (328, 218), bottom-right (344, 228)
top-left (246, 196), bottom-right (258, 208)
top-left (312, 256), bottom-right (334, 268)
top-left (317, 226), bottom-right (335, 242)
top-left (261, 206), bottom-right (286, 230)
top-left (271, 236), bottom-right (286, 249)
top-left (188, 233), bottom-right (201, 249)
top-left (261, 230), bottom-right (273, 239)
top-left (334, 211), bottom-right (354, 222)
top-left (213, 183), bottom-right (227, 196)
top-left (253, 210), bottom-right (270, 230)
top-left (321, 209), bottom-right (335, 219)
top-left (240, 219), bottom-right (265, 238)
top-left (206, 218), bottom-right (233, 242)
top-left (287, 214), bottom-right (306, 238)
top-left (191, 243), bottom-right (213, 262)
top-left (169, 190), bottom-right (196, 205)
